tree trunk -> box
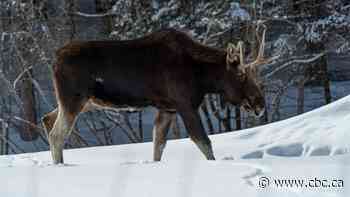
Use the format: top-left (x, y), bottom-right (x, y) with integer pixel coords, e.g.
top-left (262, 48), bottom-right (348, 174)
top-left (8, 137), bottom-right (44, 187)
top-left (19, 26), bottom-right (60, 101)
top-left (19, 73), bottom-right (38, 141)
top-left (321, 55), bottom-right (331, 104)
top-left (244, 0), bottom-right (260, 128)
top-left (171, 115), bottom-right (181, 139)
top-left (308, 0), bottom-right (332, 104)
top-left (260, 98), bottom-right (269, 125)
top-left (65, 0), bottom-right (76, 40)
top-left (225, 107), bottom-right (232, 132)
top-left (0, 121), bottom-right (8, 155)
top-left (138, 111), bottom-right (143, 141)
top-left (235, 107), bottom-right (241, 130)
top-left (95, 0), bottom-right (114, 35)
top-left (200, 101), bottom-right (214, 134)
top-left (297, 79), bottom-right (305, 114)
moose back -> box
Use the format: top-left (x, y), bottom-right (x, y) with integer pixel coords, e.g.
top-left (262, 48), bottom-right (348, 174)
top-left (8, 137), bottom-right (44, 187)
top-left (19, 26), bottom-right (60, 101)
top-left (42, 28), bottom-right (266, 164)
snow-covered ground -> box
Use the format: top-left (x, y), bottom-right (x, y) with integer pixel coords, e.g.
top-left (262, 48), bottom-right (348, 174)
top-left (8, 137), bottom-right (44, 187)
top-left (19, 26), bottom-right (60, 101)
top-left (1, 95), bottom-right (350, 197)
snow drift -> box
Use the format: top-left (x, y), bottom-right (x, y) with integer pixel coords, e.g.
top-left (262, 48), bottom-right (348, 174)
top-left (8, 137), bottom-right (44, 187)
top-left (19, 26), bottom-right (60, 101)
top-left (1, 95), bottom-right (350, 197)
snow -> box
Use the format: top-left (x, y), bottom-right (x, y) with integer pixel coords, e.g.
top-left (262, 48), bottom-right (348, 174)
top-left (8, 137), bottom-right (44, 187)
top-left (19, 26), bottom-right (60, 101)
top-left (1, 95), bottom-right (350, 196)
top-left (151, 0), bottom-right (179, 22)
top-left (230, 2), bottom-right (251, 21)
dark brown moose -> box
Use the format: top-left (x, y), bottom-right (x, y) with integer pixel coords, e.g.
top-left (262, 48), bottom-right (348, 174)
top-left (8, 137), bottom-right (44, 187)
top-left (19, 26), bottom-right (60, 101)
top-left (42, 27), bottom-right (270, 164)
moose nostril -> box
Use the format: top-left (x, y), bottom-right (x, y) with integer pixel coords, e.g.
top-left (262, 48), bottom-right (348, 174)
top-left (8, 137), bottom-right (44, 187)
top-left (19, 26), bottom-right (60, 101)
top-left (255, 107), bottom-right (265, 117)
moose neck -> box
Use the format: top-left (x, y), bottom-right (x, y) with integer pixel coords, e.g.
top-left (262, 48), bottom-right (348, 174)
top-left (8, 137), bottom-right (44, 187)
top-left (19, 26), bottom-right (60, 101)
top-left (183, 39), bottom-right (230, 95)
top-left (195, 51), bottom-right (228, 95)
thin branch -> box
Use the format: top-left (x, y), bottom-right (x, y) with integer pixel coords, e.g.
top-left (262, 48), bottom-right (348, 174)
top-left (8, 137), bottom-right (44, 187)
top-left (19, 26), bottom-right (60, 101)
top-left (342, 5), bottom-right (350, 11)
top-left (104, 112), bottom-right (138, 143)
top-left (0, 70), bottom-right (24, 109)
top-left (82, 115), bottom-right (105, 145)
top-left (13, 66), bottom-right (33, 89)
top-left (13, 33), bottom-right (53, 109)
top-left (265, 52), bottom-right (326, 79)
top-left (0, 130), bottom-right (25, 154)
top-left (73, 11), bottom-right (116, 18)
top-left (11, 116), bottom-right (44, 131)
top-left (30, 78), bottom-right (53, 109)
top-left (71, 129), bottom-right (90, 147)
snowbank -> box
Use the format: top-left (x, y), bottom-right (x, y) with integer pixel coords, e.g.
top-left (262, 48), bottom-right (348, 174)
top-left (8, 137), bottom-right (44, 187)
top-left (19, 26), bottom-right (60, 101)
top-left (1, 95), bottom-right (350, 197)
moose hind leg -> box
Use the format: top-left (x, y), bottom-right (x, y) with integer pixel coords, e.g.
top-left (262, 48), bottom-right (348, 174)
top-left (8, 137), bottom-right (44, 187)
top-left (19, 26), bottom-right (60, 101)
top-left (178, 108), bottom-right (215, 160)
top-left (153, 110), bottom-right (175, 161)
top-left (48, 105), bottom-right (82, 164)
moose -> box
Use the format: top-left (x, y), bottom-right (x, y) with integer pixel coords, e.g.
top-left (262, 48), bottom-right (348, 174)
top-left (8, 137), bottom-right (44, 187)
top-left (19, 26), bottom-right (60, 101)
top-left (42, 26), bottom-right (271, 164)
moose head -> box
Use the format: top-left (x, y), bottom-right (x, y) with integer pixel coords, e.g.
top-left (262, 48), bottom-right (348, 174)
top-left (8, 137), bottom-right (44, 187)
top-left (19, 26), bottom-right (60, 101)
top-left (222, 24), bottom-right (273, 117)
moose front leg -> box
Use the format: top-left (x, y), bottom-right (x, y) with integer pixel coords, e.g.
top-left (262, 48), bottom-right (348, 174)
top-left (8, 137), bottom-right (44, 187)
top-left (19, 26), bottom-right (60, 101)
top-left (42, 108), bottom-right (58, 138)
top-left (153, 110), bottom-right (175, 161)
top-left (178, 107), bottom-right (215, 160)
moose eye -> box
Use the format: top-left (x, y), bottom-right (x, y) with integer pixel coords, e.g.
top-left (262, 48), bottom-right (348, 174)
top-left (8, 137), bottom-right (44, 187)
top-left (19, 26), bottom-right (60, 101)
top-left (237, 70), bottom-right (246, 82)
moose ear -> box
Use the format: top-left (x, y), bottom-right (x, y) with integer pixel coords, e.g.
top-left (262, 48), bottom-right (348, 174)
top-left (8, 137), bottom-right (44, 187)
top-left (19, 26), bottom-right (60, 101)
top-left (226, 43), bottom-right (239, 70)
top-left (226, 42), bottom-right (244, 71)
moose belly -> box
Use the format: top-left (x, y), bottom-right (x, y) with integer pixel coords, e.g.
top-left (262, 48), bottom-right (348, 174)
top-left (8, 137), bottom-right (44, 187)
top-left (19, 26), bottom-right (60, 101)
top-left (87, 97), bottom-right (144, 112)
top-left (91, 74), bottom-right (176, 110)
top-left (92, 79), bottom-right (152, 109)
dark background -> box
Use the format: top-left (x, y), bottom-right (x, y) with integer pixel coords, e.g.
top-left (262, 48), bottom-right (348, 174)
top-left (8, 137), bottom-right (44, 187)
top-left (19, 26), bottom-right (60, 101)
top-left (0, 0), bottom-right (349, 154)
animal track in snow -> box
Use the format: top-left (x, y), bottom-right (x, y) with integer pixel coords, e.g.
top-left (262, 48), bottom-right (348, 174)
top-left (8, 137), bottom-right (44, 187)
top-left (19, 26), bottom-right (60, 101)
top-left (242, 168), bottom-right (264, 186)
top-left (237, 131), bottom-right (258, 139)
top-left (221, 156), bottom-right (234, 160)
top-left (241, 150), bottom-right (264, 159)
top-left (120, 160), bottom-right (157, 166)
top-left (309, 146), bottom-right (331, 156)
top-left (0, 155), bottom-right (54, 168)
top-left (266, 143), bottom-right (304, 157)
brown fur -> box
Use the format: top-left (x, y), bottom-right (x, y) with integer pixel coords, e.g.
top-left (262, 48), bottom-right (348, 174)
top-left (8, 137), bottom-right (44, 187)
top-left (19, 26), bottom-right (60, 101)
top-left (42, 28), bottom-right (265, 164)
